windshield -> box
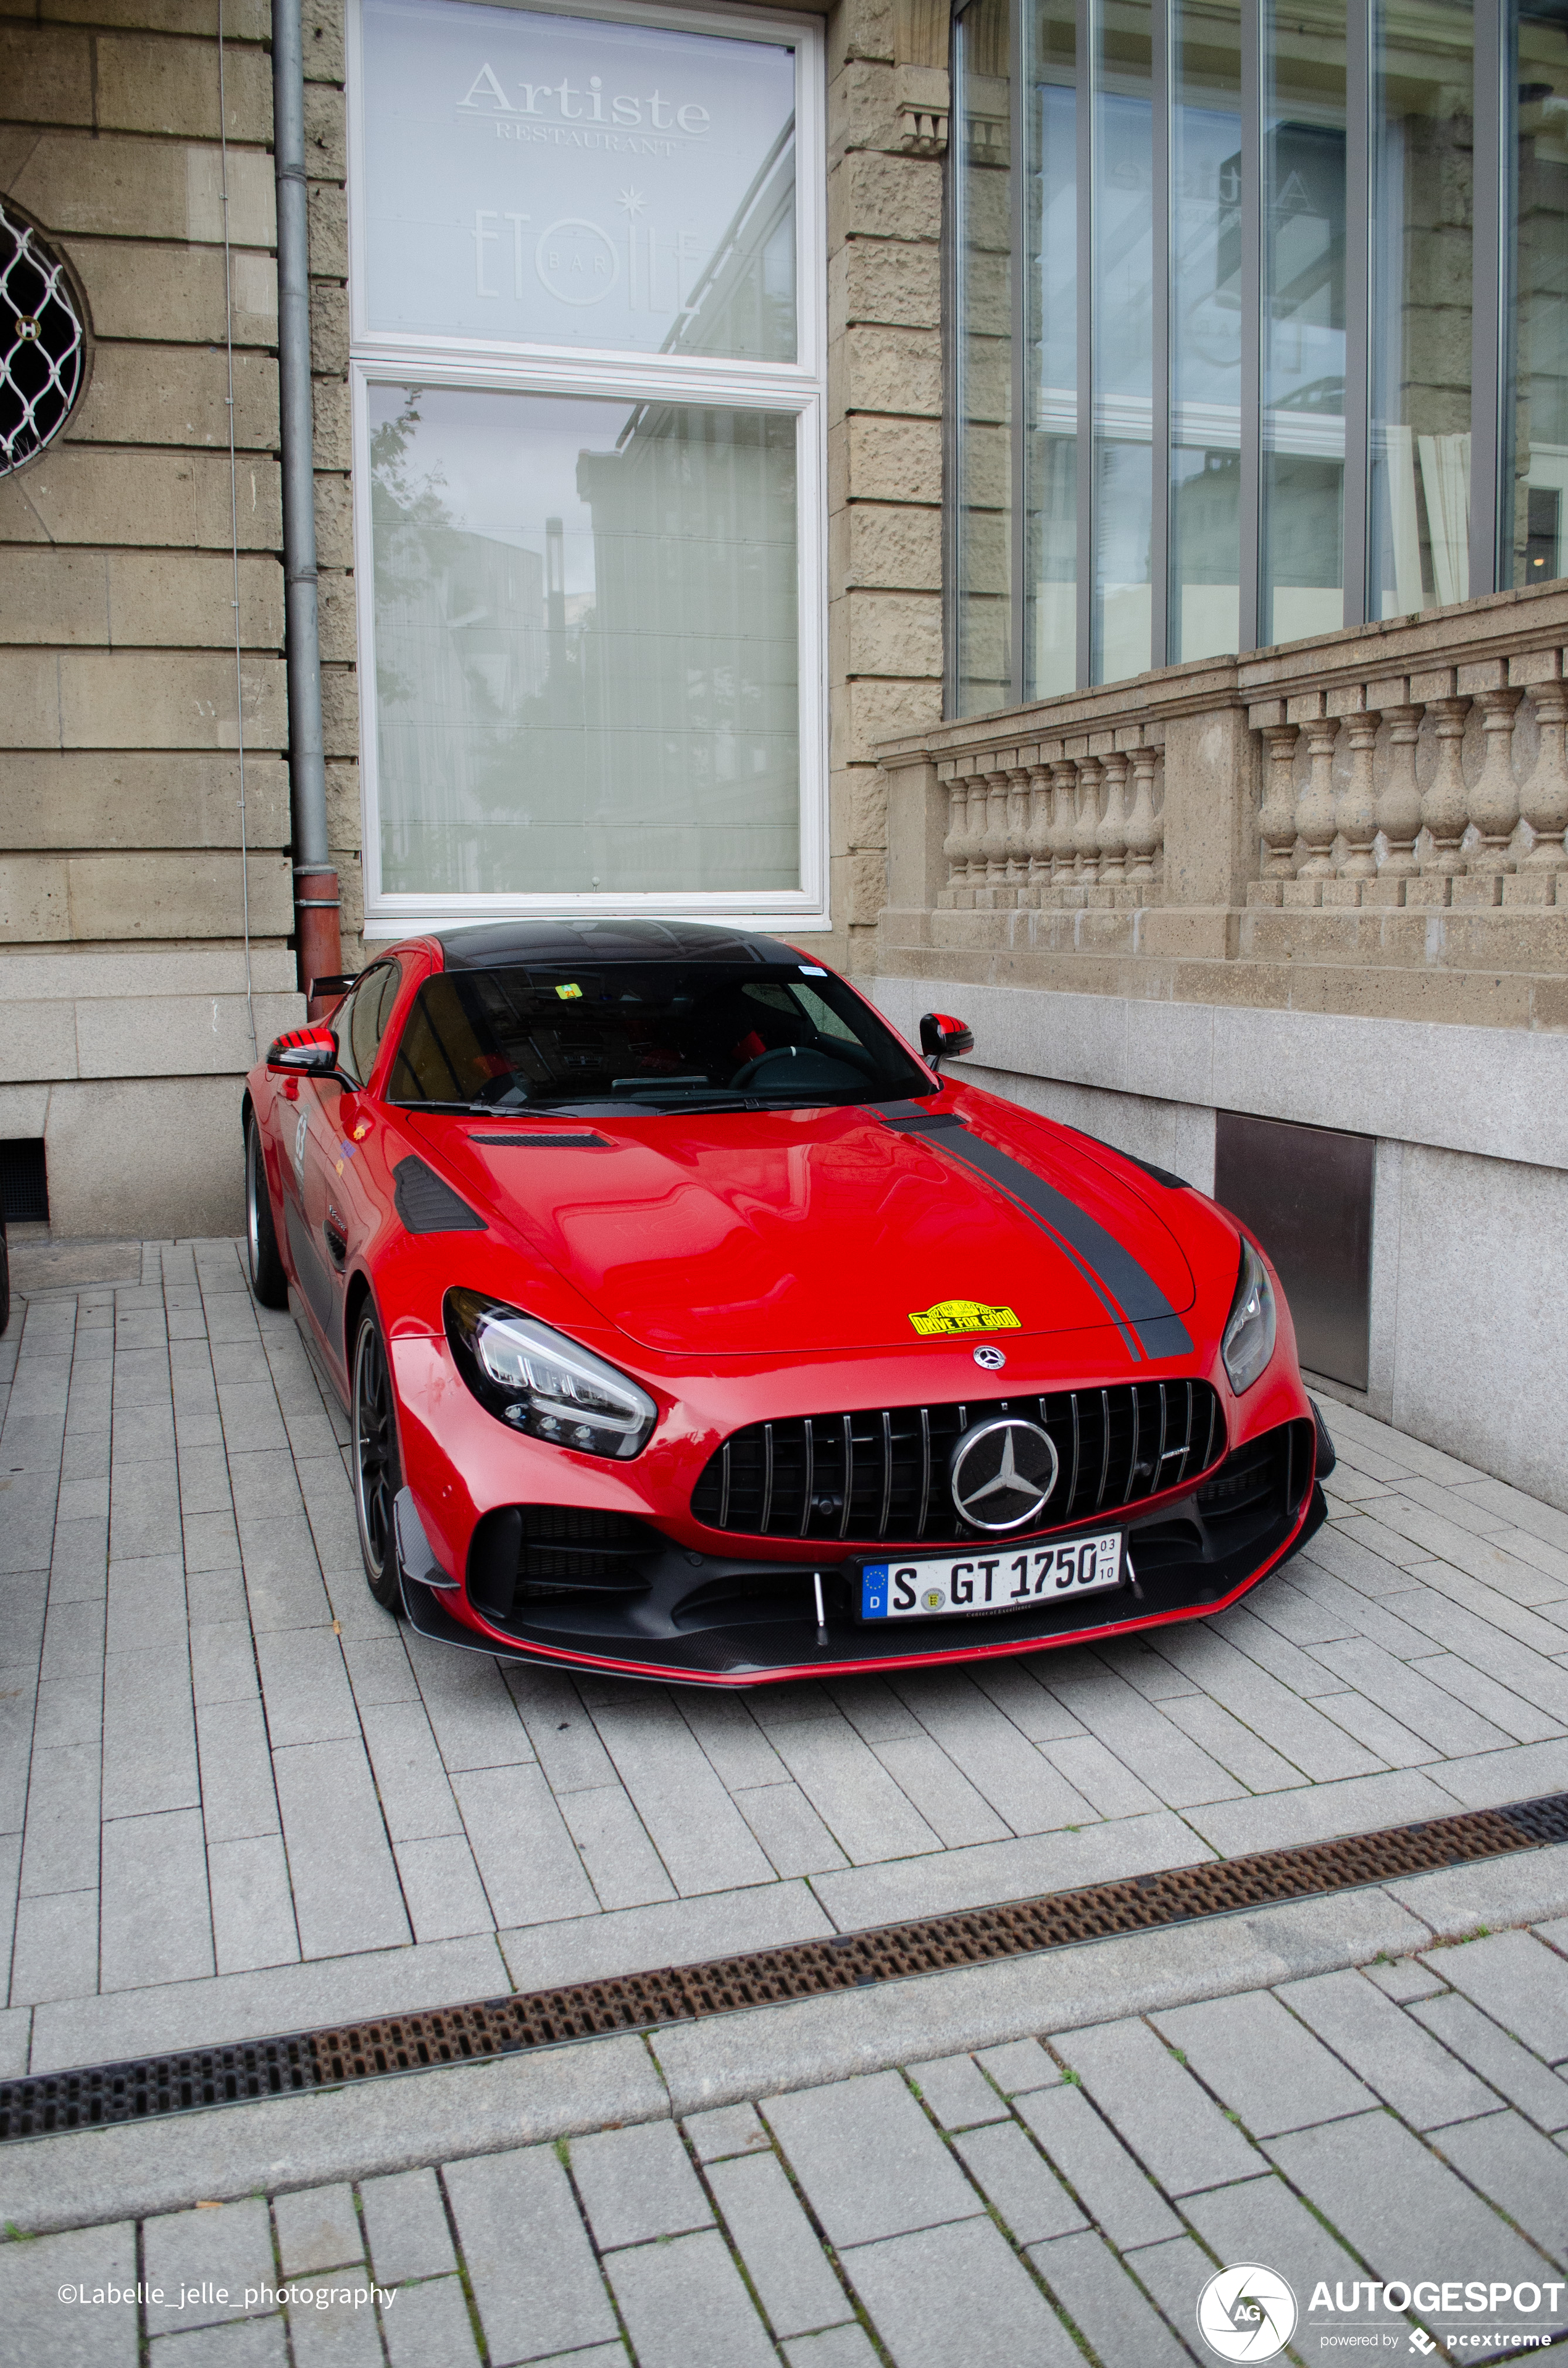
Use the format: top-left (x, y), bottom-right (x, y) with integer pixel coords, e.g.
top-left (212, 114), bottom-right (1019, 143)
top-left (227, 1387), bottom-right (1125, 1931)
top-left (385, 962), bottom-right (932, 1113)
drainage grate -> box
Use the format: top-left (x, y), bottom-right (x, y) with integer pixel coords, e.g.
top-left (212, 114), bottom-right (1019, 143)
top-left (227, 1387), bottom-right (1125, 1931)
top-left (7, 1790), bottom-right (1567, 2141)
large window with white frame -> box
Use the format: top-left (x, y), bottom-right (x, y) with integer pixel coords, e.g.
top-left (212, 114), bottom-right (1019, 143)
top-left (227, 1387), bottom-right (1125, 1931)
top-left (348, 0), bottom-right (825, 933)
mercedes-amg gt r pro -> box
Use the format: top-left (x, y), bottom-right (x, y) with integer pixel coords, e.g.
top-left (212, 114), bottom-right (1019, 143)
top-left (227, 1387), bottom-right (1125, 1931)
top-left (243, 920), bottom-right (1330, 1687)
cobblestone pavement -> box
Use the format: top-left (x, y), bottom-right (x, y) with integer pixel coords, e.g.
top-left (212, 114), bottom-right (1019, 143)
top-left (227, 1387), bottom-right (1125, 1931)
top-left (7, 1911), bottom-right (1568, 2364)
top-left (5, 1242), bottom-right (1568, 2076)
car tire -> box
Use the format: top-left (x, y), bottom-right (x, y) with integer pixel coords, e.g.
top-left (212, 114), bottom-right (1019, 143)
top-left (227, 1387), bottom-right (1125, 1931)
top-left (245, 1115), bottom-right (290, 1310)
top-left (352, 1303), bottom-right (404, 1613)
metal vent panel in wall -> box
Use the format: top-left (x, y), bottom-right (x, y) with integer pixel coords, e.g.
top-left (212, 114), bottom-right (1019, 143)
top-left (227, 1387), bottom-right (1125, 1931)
top-left (1215, 1112), bottom-right (1374, 1392)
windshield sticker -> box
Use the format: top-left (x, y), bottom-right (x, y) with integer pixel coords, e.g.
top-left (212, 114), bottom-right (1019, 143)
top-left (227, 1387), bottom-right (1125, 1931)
top-left (908, 1300), bottom-right (1021, 1337)
top-left (555, 982), bottom-right (583, 1000)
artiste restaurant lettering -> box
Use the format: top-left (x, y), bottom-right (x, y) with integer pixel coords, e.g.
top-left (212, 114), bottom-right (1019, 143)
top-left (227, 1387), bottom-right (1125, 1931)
top-left (459, 59), bottom-right (712, 138)
top-left (360, 0), bottom-right (798, 356)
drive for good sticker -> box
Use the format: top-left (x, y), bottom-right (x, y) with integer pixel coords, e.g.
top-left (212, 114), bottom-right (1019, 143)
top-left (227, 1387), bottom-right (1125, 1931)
top-left (907, 1300), bottom-right (1021, 1337)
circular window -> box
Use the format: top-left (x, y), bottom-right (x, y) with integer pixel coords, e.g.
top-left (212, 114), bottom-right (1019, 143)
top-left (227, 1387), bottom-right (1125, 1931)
top-left (1, 200), bottom-right (86, 477)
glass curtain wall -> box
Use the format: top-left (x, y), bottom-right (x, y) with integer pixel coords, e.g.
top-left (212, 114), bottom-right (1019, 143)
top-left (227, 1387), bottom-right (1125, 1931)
top-left (1170, 0), bottom-right (1243, 661)
top-left (1511, 3), bottom-right (1568, 590)
top-left (1092, 0), bottom-right (1156, 683)
top-left (1260, 0), bottom-right (1347, 645)
top-left (953, 0), bottom-right (1015, 715)
top-left (1025, 0), bottom-right (1078, 696)
top-left (1367, 0), bottom-right (1475, 617)
top-left (949, 0), bottom-right (1556, 714)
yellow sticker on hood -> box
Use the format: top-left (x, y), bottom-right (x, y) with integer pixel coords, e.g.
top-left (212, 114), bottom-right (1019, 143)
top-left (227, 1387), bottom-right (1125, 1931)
top-left (908, 1300), bottom-right (1021, 1337)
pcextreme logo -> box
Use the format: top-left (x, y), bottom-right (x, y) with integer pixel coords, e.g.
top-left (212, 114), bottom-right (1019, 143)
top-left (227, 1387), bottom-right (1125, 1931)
top-left (1196, 2265), bottom-right (1298, 2362)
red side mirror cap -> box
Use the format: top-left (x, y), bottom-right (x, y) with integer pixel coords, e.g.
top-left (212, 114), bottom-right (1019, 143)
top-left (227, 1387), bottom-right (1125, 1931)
top-left (267, 1024), bottom-right (339, 1076)
top-left (920, 1011), bottom-right (974, 1061)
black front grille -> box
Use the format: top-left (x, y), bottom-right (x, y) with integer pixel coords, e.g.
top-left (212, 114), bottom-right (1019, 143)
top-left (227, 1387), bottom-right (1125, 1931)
top-left (691, 1381), bottom-right (1225, 1545)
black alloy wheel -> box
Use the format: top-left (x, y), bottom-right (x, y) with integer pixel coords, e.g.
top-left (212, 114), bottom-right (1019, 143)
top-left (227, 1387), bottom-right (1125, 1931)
top-left (353, 1305), bottom-right (403, 1613)
top-left (245, 1116), bottom-right (290, 1309)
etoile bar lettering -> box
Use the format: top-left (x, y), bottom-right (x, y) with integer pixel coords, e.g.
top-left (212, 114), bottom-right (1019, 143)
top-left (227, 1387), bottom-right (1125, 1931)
top-left (459, 61), bottom-right (711, 136)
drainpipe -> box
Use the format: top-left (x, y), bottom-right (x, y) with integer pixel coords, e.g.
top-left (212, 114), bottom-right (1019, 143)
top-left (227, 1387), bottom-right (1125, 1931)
top-left (273, 0), bottom-right (341, 1019)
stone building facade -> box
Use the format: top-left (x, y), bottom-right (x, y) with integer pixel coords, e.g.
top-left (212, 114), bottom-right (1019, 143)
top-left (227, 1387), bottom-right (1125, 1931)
top-left (1, 0), bottom-right (1565, 1502)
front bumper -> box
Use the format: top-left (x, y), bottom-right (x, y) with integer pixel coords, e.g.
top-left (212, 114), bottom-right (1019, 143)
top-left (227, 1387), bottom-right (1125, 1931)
top-left (396, 1416), bottom-right (1326, 1687)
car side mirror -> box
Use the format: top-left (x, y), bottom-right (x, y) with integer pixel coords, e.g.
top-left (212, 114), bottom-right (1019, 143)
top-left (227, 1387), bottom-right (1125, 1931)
top-left (267, 1024), bottom-right (340, 1076)
top-left (919, 1011), bottom-right (974, 1066)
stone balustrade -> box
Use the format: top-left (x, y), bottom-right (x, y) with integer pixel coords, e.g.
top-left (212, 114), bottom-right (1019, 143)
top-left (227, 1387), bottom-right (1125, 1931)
top-left (1246, 658), bottom-right (1568, 909)
top-left (871, 585), bottom-right (1568, 1019)
top-left (936, 728), bottom-right (1166, 910)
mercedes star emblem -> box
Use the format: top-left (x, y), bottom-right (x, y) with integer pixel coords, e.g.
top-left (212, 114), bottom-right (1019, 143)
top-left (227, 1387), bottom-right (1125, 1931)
top-left (973, 1342), bottom-right (1006, 1370)
top-left (949, 1416), bottom-right (1059, 1532)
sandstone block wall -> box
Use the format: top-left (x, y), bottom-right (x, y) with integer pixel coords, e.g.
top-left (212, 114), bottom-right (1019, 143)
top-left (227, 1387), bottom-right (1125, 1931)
top-left (0, 0), bottom-right (301, 1235)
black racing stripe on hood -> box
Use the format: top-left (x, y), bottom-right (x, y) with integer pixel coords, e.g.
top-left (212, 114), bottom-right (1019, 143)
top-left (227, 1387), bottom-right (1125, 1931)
top-left (884, 1118), bottom-right (1195, 1363)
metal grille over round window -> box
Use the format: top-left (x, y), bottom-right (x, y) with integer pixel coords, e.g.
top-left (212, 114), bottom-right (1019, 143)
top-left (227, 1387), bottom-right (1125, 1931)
top-left (1, 202), bottom-right (85, 475)
top-left (692, 1381), bottom-right (1226, 1545)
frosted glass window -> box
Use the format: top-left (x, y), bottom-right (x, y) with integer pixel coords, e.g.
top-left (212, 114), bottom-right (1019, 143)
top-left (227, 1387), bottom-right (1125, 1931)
top-left (360, 0), bottom-right (796, 360)
top-left (369, 385), bottom-right (800, 896)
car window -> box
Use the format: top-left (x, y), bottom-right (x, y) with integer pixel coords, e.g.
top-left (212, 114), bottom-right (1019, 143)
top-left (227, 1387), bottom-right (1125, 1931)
top-left (386, 961), bottom-right (929, 1114)
top-left (343, 963), bottom-right (399, 1086)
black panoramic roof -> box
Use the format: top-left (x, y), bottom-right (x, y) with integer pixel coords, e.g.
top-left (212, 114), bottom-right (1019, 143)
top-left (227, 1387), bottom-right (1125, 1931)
top-left (434, 919), bottom-right (808, 970)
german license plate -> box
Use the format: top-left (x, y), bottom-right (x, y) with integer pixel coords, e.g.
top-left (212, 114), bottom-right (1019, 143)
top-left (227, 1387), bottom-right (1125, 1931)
top-left (859, 1529), bottom-right (1125, 1621)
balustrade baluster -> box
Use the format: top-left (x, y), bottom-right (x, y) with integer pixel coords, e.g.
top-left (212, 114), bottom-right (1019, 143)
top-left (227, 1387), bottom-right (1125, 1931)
top-left (1461, 687), bottom-right (1523, 900)
top-left (1005, 764), bottom-right (1032, 885)
top-left (1072, 756), bottom-right (1103, 893)
top-left (1417, 695), bottom-right (1471, 893)
top-left (1256, 722), bottom-right (1300, 890)
top-left (965, 772), bottom-right (989, 884)
top-left (1124, 746), bottom-right (1161, 888)
top-left (1519, 678), bottom-right (1568, 887)
top-left (1294, 714), bottom-right (1341, 887)
top-left (1025, 758), bottom-right (1053, 890)
top-left (1049, 759), bottom-right (1078, 898)
top-left (1334, 704), bottom-right (1381, 888)
top-left (941, 771), bottom-right (967, 897)
top-left (1096, 751), bottom-right (1130, 889)
top-left (982, 766), bottom-right (1009, 885)
top-left (1372, 701), bottom-right (1424, 894)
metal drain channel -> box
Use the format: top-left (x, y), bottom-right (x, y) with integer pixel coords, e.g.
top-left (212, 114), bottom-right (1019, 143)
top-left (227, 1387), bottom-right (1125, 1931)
top-left (7, 1789), bottom-right (1568, 2143)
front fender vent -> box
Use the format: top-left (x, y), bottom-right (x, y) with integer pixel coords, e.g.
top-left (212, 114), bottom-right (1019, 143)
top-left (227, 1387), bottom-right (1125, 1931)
top-left (393, 1156), bottom-right (485, 1234)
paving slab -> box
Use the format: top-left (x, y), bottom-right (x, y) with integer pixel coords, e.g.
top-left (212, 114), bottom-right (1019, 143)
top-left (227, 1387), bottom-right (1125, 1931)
top-left (14, 1260), bottom-right (1568, 2157)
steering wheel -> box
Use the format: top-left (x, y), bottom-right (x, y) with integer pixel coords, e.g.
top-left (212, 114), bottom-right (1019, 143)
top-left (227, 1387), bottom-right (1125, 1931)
top-left (730, 1036), bottom-right (879, 1090)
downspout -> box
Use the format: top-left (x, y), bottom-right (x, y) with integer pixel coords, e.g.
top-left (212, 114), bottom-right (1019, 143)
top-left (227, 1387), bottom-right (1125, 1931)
top-left (273, 0), bottom-right (342, 1017)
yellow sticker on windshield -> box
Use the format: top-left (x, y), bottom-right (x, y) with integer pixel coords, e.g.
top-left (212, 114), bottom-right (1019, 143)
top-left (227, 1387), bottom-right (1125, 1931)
top-left (556, 982), bottom-right (583, 1000)
top-left (908, 1300), bottom-right (1020, 1337)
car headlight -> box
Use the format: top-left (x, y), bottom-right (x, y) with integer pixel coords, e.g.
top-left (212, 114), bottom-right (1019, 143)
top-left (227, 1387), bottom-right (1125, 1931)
top-left (1221, 1238), bottom-right (1277, 1395)
top-left (444, 1290), bottom-right (656, 1460)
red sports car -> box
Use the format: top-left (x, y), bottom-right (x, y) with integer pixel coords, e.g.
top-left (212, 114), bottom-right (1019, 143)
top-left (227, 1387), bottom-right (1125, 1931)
top-left (243, 921), bottom-right (1328, 1686)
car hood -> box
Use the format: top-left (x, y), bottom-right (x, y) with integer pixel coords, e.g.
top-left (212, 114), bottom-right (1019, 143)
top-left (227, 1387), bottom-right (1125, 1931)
top-left (406, 1098), bottom-right (1198, 1360)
